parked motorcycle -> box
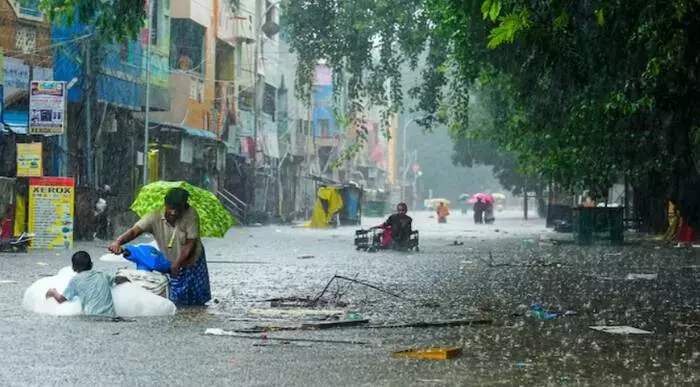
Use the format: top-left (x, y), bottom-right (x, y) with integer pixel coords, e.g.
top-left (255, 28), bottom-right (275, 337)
top-left (0, 232), bottom-right (34, 253)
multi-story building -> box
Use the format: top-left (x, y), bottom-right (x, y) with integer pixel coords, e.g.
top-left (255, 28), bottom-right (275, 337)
top-left (276, 20), bottom-right (313, 217)
top-left (309, 64), bottom-right (392, 190)
top-left (147, 0), bottom-right (235, 188)
top-left (52, 0), bottom-right (171, 192)
top-left (0, 0), bottom-right (55, 173)
top-left (226, 0), bottom-right (281, 213)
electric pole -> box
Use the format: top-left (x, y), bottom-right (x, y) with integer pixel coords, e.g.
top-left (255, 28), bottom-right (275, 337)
top-left (142, 0), bottom-right (154, 186)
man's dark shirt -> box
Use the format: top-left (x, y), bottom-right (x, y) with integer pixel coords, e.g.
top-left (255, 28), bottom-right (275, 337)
top-left (384, 213), bottom-right (413, 243)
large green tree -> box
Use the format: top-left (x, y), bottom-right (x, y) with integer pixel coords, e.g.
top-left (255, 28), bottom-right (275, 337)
top-left (280, 0), bottom-right (700, 229)
top-left (40, 0), bottom-right (146, 42)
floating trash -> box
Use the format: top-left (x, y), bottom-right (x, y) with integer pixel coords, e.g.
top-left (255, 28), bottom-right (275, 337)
top-left (393, 347), bottom-right (462, 360)
top-left (590, 326), bottom-right (652, 335)
top-left (625, 273), bottom-right (657, 280)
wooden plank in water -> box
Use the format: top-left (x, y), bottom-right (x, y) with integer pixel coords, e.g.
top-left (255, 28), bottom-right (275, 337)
top-left (301, 319), bottom-right (370, 330)
top-left (366, 318), bottom-right (493, 329)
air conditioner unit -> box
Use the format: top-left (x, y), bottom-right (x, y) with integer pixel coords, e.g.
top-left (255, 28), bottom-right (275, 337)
top-left (234, 16), bottom-right (255, 43)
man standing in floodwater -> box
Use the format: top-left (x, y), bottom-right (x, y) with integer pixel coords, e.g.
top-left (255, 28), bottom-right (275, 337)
top-left (109, 187), bottom-right (211, 306)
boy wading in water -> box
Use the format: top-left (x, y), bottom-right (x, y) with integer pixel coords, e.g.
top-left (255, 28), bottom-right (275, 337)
top-left (45, 251), bottom-right (130, 317)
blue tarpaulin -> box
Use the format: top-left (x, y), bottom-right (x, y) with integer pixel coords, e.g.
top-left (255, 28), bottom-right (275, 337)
top-left (1, 110), bottom-right (28, 134)
top-left (150, 120), bottom-right (218, 140)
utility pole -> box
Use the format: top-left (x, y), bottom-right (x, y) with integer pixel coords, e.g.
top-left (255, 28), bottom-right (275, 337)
top-left (142, 0), bottom-right (154, 186)
top-left (251, 0), bottom-right (278, 209)
top-left (400, 117), bottom-right (416, 201)
top-left (84, 40), bottom-right (93, 187)
top-left (250, 0), bottom-right (264, 209)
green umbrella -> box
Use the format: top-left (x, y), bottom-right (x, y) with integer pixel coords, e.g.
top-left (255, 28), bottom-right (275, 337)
top-left (130, 181), bottom-right (237, 238)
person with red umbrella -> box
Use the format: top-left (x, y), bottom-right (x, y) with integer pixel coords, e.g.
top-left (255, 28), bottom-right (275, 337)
top-left (470, 193), bottom-right (493, 224)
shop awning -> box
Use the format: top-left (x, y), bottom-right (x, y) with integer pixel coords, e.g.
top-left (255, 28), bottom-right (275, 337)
top-left (1, 110), bottom-right (29, 134)
top-left (150, 120), bottom-right (219, 141)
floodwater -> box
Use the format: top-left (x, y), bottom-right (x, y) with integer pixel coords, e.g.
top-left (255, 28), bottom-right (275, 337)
top-left (1, 210), bottom-right (700, 386)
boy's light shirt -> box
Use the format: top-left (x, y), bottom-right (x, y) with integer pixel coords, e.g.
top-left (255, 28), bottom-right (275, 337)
top-left (63, 270), bottom-right (117, 317)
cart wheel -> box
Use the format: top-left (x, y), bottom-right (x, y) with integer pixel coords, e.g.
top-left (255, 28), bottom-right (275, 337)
top-left (415, 246), bottom-right (420, 252)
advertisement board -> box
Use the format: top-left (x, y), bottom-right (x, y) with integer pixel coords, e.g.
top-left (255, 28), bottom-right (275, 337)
top-left (16, 143), bottom-right (43, 177)
top-left (28, 177), bottom-right (74, 250)
top-left (28, 81), bottom-right (66, 135)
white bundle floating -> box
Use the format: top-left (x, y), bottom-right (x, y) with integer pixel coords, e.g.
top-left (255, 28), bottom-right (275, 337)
top-left (22, 266), bottom-right (176, 317)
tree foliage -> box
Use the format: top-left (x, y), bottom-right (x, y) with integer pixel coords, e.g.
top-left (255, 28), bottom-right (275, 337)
top-left (282, 0), bottom-right (700, 219)
top-left (40, 0), bottom-right (146, 42)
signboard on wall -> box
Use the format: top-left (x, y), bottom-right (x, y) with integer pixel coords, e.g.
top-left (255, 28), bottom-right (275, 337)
top-left (16, 143), bottom-right (43, 177)
top-left (28, 81), bottom-right (66, 135)
top-left (28, 177), bottom-right (75, 250)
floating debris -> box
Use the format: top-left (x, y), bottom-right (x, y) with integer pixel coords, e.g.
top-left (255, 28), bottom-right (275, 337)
top-left (393, 347), bottom-right (462, 360)
top-left (590, 326), bottom-right (652, 335)
top-left (301, 319), bottom-right (369, 330)
top-left (204, 328), bottom-right (368, 345)
top-left (367, 318), bottom-right (492, 329)
top-left (625, 273), bottom-right (658, 281)
top-left (247, 308), bottom-right (345, 319)
top-left (264, 296), bottom-right (348, 308)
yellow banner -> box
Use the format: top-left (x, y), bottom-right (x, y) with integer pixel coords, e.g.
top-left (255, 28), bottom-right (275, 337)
top-left (16, 143), bottom-right (43, 177)
top-left (28, 177), bottom-right (75, 250)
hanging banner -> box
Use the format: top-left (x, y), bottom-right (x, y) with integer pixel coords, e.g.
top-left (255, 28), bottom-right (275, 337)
top-left (28, 177), bottom-right (75, 250)
top-left (16, 143), bottom-right (43, 177)
top-left (29, 81), bottom-right (66, 135)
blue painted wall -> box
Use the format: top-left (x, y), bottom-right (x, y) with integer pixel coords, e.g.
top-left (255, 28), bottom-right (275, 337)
top-left (312, 85), bottom-right (336, 137)
top-left (52, 26), bottom-right (145, 110)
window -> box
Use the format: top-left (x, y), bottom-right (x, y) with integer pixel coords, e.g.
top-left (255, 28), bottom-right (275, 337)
top-left (170, 19), bottom-right (206, 74)
top-left (277, 87), bottom-right (288, 122)
top-left (262, 84), bottom-right (276, 118)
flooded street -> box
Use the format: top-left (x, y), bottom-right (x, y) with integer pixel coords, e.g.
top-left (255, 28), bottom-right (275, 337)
top-left (2, 211), bottom-right (700, 386)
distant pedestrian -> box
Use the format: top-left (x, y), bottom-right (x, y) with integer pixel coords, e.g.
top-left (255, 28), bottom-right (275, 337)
top-left (484, 203), bottom-right (495, 224)
top-left (473, 198), bottom-right (486, 224)
top-left (437, 202), bottom-right (450, 223)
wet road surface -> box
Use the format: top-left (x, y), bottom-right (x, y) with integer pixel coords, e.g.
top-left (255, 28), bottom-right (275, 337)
top-left (1, 210), bottom-right (700, 386)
